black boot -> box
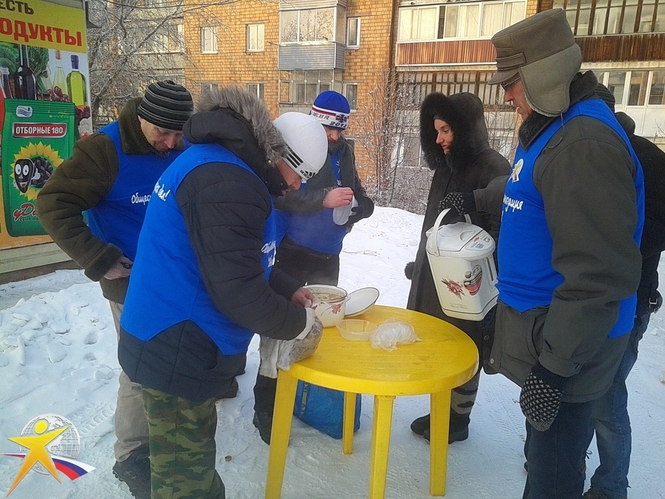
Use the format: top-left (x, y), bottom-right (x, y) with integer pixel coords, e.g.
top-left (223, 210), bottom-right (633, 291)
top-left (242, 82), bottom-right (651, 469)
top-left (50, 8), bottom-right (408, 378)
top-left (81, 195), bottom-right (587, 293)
top-left (253, 411), bottom-right (273, 445)
top-left (410, 413), bottom-right (430, 436)
top-left (411, 412), bottom-right (470, 444)
top-left (112, 447), bottom-right (151, 499)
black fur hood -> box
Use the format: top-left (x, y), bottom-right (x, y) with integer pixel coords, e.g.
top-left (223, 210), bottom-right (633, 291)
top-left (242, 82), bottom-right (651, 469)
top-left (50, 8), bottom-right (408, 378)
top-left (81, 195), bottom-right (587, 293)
top-left (419, 92), bottom-right (490, 171)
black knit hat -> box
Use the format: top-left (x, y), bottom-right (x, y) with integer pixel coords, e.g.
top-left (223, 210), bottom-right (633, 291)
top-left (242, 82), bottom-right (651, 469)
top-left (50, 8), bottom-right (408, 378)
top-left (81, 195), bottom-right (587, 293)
top-left (137, 80), bottom-right (193, 131)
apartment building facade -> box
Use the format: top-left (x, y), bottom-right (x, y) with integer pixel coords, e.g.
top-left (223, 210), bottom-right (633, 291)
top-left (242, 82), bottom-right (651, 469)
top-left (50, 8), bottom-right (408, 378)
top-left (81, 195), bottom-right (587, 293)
top-left (181, 0), bottom-right (664, 182)
top-left (548, 0), bottom-right (665, 140)
top-left (182, 0), bottom-right (394, 136)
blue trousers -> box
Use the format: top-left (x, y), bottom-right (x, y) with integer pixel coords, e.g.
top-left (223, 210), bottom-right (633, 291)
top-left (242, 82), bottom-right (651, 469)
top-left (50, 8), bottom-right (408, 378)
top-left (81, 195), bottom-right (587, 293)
top-left (588, 313), bottom-right (650, 499)
top-left (523, 400), bottom-right (595, 499)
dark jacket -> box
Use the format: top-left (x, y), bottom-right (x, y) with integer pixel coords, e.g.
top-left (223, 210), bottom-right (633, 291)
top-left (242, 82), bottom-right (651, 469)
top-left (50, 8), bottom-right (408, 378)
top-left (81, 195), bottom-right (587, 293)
top-left (616, 112), bottom-right (665, 316)
top-left (36, 98), bottom-right (187, 303)
top-left (274, 136), bottom-right (371, 217)
top-left (406, 92), bottom-right (511, 351)
top-left (490, 71), bottom-right (642, 402)
top-left (119, 88), bottom-right (307, 401)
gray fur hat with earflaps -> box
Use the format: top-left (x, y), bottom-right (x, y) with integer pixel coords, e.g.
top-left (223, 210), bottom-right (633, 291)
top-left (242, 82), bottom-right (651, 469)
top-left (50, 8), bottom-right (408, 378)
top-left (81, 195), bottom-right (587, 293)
top-left (489, 9), bottom-right (582, 117)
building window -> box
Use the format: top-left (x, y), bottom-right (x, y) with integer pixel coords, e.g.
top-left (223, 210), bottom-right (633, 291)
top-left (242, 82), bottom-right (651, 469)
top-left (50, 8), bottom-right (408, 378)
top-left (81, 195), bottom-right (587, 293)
top-left (397, 71), bottom-right (506, 107)
top-left (280, 7), bottom-right (345, 43)
top-left (201, 83), bottom-right (218, 96)
top-left (397, 0), bottom-right (525, 41)
top-left (151, 32), bottom-right (170, 53)
top-left (595, 69), bottom-right (665, 106)
top-left (126, 23), bottom-right (182, 55)
top-left (399, 135), bottom-right (426, 169)
top-left (201, 26), bottom-right (218, 54)
top-left (279, 70), bottom-right (343, 104)
top-left (347, 17), bottom-right (360, 48)
top-left (176, 24), bottom-right (184, 52)
top-left (649, 70), bottom-right (665, 105)
top-left (444, 4), bottom-right (481, 38)
top-left (554, 0), bottom-right (665, 35)
top-left (398, 6), bottom-right (438, 40)
top-left (247, 83), bottom-right (265, 100)
top-left (344, 83), bottom-right (358, 110)
top-left (247, 24), bottom-right (265, 52)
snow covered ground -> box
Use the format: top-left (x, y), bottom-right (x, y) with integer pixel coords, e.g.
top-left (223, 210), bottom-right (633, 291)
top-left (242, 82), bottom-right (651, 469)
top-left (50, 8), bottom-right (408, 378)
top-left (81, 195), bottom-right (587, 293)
top-left (1, 206), bottom-right (664, 499)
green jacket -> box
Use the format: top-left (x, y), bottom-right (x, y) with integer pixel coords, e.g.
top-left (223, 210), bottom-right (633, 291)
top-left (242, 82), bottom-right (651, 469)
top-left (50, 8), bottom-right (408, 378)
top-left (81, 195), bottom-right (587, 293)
top-left (36, 98), bottom-right (186, 303)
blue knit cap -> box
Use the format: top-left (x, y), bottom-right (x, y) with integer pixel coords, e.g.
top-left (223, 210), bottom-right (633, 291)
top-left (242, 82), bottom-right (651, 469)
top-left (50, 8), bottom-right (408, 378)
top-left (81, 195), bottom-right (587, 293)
top-left (310, 90), bottom-right (350, 130)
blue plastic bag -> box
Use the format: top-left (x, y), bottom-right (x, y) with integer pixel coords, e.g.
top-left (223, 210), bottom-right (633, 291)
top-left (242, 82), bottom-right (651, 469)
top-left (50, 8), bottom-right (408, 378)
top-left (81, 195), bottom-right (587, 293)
top-left (293, 381), bottom-right (361, 439)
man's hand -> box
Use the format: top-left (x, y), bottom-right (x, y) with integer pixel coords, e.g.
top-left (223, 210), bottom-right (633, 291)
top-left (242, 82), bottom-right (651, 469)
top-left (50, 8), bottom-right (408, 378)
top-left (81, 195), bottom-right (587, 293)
top-left (347, 195), bottom-right (374, 225)
top-left (292, 287), bottom-right (316, 307)
top-left (519, 362), bottom-right (568, 432)
top-left (104, 256), bottom-right (133, 280)
top-left (323, 187), bottom-right (354, 208)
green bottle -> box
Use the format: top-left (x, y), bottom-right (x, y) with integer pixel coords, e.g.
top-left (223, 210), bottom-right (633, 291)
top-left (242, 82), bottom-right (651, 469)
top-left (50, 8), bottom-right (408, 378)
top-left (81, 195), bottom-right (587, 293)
top-left (52, 50), bottom-right (68, 102)
top-left (67, 55), bottom-right (87, 107)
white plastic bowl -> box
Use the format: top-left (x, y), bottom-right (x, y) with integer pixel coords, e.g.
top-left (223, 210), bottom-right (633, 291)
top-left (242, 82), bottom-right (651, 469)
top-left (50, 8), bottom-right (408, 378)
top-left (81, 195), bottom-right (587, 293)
top-left (345, 287), bottom-right (380, 317)
top-left (305, 284), bottom-right (348, 327)
top-left (337, 319), bottom-right (377, 341)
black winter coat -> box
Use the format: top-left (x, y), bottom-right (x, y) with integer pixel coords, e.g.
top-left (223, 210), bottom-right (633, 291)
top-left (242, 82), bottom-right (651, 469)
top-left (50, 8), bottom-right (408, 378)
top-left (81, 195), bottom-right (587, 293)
top-left (616, 112), bottom-right (665, 315)
top-left (119, 90), bottom-right (307, 401)
top-left (406, 92), bottom-right (511, 349)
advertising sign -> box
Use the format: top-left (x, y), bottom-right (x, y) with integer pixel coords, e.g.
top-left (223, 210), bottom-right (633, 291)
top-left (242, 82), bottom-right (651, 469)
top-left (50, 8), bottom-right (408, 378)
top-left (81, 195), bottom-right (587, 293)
top-left (0, 0), bottom-right (89, 249)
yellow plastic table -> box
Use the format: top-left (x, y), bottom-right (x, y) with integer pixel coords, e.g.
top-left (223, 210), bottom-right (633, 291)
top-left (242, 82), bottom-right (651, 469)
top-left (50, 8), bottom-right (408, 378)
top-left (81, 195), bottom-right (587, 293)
top-left (264, 305), bottom-right (479, 499)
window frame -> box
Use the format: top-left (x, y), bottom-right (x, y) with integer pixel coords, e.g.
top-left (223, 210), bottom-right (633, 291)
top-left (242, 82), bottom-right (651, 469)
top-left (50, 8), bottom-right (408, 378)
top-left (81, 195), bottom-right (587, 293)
top-left (279, 7), bottom-right (341, 44)
top-left (201, 26), bottom-right (218, 54)
top-left (247, 23), bottom-right (265, 52)
top-left (201, 83), bottom-right (218, 96)
top-left (343, 83), bottom-right (358, 110)
top-left (397, 0), bottom-right (526, 42)
top-left (595, 68), bottom-right (665, 107)
top-left (347, 17), bottom-right (360, 48)
top-left (247, 83), bottom-right (265, 100)
top-left (554, 0), bottom-right (665, 35)
top-left (279, 69), bottom-right (343, 105)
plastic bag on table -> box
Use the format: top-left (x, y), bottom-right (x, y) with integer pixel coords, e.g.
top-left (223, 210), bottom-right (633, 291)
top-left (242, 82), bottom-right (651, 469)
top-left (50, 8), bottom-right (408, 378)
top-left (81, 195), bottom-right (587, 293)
top-left (259, 316), bottom-right (323, 378)
top-left (369, 318), bottom-right (420, 351)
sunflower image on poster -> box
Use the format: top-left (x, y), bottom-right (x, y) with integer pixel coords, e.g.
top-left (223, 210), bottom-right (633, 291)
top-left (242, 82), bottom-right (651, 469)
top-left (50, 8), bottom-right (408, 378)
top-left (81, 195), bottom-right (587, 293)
top-left (11, 142), bottom-right (61, 199)
top-left (2, 100), bottom-right (75, 237)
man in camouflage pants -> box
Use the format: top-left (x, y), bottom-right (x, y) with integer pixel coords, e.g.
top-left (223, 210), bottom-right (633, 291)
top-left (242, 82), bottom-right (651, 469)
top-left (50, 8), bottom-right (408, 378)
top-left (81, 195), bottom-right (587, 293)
top-left (118, 88), bottom-right (327, 498)
top-left (143, 389), bottom-right (224, 498)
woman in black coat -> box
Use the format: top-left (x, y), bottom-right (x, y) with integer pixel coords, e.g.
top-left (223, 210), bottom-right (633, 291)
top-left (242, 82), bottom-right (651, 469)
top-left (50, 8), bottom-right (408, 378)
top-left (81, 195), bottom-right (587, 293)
top-left (406, 92), bottom-right (511, 442)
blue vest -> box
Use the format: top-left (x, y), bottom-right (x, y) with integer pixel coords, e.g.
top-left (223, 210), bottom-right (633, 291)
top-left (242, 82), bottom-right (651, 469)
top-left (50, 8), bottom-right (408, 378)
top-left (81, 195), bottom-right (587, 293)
top-left (86, 121), bottom-right (185, 261)
top-left (282, 149), bottom-right (347, 255)
top-left (497, 99), bottom-right (644, 338)
top-left (120, 143), bottom-right (277, 354)
top-left (286, 204), bottom-right (347, 255)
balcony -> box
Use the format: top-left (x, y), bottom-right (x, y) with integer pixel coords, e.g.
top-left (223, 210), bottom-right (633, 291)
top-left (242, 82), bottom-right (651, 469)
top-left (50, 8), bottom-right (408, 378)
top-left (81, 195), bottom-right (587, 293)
top-left (278, 43), bottom-right (345, 70)
top-left (396, 39), bottom-right (497, 67)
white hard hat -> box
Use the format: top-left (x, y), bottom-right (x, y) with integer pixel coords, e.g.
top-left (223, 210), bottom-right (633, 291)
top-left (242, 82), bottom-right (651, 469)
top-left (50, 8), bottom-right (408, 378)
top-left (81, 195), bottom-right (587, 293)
top-left (273, 112), bottom-right (327, 180)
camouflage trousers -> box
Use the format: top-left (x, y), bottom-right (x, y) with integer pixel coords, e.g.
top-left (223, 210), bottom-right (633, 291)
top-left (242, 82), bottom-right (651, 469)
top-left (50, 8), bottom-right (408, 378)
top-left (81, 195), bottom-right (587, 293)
top-left (142, 388), bottom-right (225, 499)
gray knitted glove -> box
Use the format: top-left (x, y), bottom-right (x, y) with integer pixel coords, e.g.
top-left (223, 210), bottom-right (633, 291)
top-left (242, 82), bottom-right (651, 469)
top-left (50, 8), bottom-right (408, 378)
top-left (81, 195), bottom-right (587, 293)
top-left (519, 362), bottom-right (567, 432)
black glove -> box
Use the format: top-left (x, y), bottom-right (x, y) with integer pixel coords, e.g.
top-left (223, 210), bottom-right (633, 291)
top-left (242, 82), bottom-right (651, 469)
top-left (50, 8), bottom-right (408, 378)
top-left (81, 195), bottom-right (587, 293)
top-left (347, 194), bottom-right (374, 225)
top-left (519, 362), bottom-right (567, 432)
top-left (404, 261), bottom-right (415, 280)
top-left (439, 192), bottom-right (476, 216)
